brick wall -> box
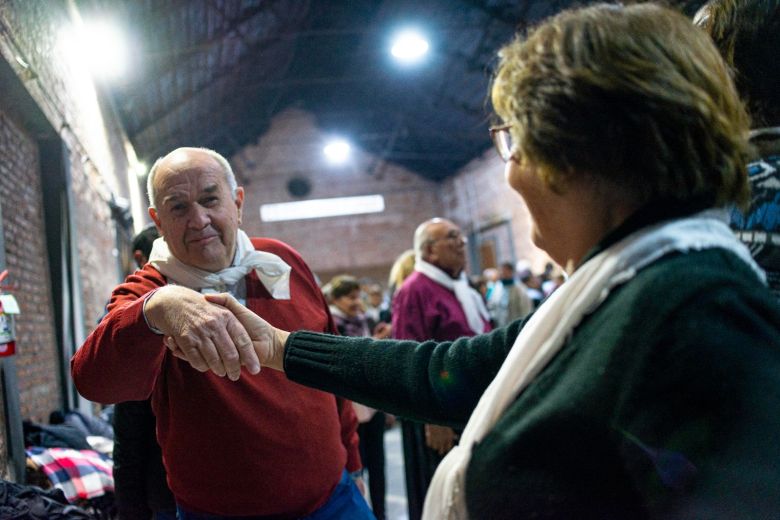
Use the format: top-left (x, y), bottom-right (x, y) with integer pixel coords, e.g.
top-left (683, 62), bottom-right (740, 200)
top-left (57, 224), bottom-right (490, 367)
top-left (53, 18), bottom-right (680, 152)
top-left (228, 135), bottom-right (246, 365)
top-left (68, 152), bottom-right (125, 333)
top-left (0, 0), bottom-right (139, 440)
top-left (236, 109), bottom-right (443, 286)
top-left (0, 1), bottom-right (134, 199)
top-left (0, 110), bottom-right (61, 423)
top-left (0, 1), bottom-right (138, 333)
top-left (0, 0), bottom-right (550, 478)
top-left (232, 108), bottom-right (549, 287)
top-left (441, 148), bottom-right (553, 273)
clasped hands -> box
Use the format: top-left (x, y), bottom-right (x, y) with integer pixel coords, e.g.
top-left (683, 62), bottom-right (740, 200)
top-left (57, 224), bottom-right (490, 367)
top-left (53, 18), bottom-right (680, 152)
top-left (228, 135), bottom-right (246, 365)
top-left (144, 285), bottom-right (288, 380)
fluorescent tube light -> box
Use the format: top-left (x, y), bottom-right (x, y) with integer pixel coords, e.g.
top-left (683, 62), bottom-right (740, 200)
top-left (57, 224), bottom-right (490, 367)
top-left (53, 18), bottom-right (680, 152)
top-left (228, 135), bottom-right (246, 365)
top-left (260, 195), bottom-right (385, 222)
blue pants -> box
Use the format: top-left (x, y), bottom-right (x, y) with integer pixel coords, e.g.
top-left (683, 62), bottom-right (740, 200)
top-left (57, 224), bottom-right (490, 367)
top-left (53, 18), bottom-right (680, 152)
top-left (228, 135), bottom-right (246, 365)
top-left (176, 470), bottom-right (375, 519)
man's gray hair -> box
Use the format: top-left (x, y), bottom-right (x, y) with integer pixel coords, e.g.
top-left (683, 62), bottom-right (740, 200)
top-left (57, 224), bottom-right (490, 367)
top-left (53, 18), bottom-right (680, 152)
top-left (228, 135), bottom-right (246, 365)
top-left (146, 147), bottom-right (238, 208)
top-left (413, 218), bottom-right (443, 262)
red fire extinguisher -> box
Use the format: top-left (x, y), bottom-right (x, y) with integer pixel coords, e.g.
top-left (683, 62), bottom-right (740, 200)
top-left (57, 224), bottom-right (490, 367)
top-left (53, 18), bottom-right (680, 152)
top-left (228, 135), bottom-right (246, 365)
top-left (0, 269), bottom-right (18, 357)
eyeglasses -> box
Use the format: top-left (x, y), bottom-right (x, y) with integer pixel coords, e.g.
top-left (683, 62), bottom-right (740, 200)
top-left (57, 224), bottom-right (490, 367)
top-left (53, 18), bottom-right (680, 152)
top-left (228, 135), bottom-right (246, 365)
top-left (489, 124), bottom-right (516, 163)
top-left (430, 230), bottom-right (467, 244)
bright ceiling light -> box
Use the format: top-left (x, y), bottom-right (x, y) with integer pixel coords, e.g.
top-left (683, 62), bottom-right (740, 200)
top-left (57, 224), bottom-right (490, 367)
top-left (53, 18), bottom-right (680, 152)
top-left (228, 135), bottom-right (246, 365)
top-left (134, 161), bottom-right (148, 179)
top-left (391, 30), bottom-right (429, 63)
top-left (323, 139), bottom-right (351, 164)
top-left (260, 195), bottom-right (385, 222)
top-left (62, 20), bottom-right (128, 80)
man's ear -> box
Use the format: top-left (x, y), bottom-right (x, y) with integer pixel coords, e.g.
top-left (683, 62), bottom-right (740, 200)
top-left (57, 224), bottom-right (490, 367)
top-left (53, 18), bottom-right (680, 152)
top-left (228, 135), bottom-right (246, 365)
top-left (149, 207), bottom-right (162, 232)
top-left (234, 187), bottom-right (245, 224)
top-left (422, 241), bottom-right (435, 264)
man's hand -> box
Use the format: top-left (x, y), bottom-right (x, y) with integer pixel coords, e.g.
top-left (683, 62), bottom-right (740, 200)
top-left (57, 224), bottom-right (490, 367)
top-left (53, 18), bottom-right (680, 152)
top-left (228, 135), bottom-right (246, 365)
top-left (372, 322), bottom-right (391, 339)
top-left (424, 424), bottom-right (456, 455)
top-left (203, 293), bottom-right (289, 371)
top-left (144, 285), bottom-right (260, 380)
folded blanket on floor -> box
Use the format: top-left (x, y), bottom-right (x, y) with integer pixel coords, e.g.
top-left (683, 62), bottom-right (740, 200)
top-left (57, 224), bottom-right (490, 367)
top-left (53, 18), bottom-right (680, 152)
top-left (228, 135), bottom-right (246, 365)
top-left (26, 446), bottom-right (114, 503)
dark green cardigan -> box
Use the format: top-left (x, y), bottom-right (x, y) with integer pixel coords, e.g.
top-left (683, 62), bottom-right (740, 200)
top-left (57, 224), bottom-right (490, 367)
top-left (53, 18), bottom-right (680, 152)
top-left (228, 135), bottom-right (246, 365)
top-left (285, 213), bottom-right (780, 519)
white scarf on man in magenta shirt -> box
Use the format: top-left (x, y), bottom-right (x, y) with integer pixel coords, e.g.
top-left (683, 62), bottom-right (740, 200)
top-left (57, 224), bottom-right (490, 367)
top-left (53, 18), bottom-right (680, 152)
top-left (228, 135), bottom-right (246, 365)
top-left (415, 259), bottom-right (490, 335)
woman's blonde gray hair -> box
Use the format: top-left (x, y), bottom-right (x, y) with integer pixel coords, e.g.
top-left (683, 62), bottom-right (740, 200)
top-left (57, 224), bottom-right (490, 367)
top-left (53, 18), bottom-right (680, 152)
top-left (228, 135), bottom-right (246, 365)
top-left (491, 3), bottom-right (751, 208)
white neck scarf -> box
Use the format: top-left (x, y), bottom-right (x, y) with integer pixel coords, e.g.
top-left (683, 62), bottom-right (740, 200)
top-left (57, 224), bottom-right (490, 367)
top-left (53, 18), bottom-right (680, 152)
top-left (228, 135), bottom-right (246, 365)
top-left (423, 209), bottom-right (765, 520)
top-left (415, 259), bottom-right (490, 335)
top-left (149, 229), bottom-right (292, 299)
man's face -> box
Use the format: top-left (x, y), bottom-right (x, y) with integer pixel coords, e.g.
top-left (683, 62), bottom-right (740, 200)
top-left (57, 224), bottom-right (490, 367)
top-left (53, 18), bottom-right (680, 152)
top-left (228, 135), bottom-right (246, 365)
top-left (500, 265), bottom-right (514, 280)
top-left (149, 149), bottom-right (244, 272)
top-left (424, 220), bottom-right (467, 278)
top-left (367, 288), bottom-right (383, 308)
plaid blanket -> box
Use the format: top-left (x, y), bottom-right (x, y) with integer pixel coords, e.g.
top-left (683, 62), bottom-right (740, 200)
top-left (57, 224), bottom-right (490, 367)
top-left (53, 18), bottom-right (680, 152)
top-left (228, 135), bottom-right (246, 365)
top-left (26, 446), bottom-right (114, 503)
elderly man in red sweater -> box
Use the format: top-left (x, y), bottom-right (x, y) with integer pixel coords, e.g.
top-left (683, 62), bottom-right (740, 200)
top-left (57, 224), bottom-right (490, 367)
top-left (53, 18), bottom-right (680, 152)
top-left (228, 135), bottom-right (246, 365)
top-left (71, 147), bottom-right (370, 519)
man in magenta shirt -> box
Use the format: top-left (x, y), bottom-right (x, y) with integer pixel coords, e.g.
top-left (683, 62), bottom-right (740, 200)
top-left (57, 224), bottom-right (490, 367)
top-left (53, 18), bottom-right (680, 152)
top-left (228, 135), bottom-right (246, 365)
top-left (392, 218), bottom-right (491, 520)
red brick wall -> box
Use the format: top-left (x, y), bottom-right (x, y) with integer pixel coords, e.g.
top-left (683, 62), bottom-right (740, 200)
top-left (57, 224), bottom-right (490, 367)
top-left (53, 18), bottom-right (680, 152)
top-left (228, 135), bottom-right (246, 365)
top-left (441, 149), bottom-right (553, 274)
top-left (232, 108), bottom-right (548, 287)
top-left (0, 1), bottom-right (135, 197)
top-left (236, 109), bottom-right (443, 287)
top-left (0, 1), bottom-right (138, 446)
top-left (68, 152), bottom-right (124, 335)
top-left (0, 111), bottom-right (62, 423)
top-left (0, 1), bottom-right (135, 335)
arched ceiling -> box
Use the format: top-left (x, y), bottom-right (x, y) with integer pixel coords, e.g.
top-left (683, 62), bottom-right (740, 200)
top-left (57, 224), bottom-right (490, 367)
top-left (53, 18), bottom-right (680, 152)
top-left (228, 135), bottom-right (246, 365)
top-left (76, 0), bottom-right (705, 181)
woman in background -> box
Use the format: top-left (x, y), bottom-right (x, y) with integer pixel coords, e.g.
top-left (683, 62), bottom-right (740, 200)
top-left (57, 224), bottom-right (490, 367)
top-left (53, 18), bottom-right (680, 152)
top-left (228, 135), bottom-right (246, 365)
top-left (387, 249), bottom-right (415, 299)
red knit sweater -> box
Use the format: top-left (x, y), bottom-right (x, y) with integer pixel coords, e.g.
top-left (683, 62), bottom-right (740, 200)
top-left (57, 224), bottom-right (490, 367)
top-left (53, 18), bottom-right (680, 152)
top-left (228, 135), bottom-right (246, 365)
top-left (71, 237), bottom-right (360, 516)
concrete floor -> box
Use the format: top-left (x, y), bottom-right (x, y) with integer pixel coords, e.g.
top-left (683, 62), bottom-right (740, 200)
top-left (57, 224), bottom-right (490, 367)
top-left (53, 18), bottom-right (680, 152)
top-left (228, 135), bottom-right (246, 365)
top-left (362, 424), bottom-right (409, 520)
top-left (383, 425), bottom-right (409, 520)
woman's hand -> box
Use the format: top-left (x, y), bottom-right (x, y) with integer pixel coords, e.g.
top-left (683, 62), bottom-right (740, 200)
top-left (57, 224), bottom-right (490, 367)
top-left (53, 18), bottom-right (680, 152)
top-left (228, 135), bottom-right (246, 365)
top-left (167, 293), bottom-right (289, 373)
top-left (146, 285), bottom-right (259, 381)
top-left (206, 293), bottom-right (289, 371)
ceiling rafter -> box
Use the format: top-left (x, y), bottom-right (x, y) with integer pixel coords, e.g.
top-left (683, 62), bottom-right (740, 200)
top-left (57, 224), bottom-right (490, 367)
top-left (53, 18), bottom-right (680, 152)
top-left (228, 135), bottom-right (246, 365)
top-left (206, 0), bottom-right (255, 51)
top-left (135, 13), bottom-right (308, 161)
top-left (127, 0), bottom-right (292, 134)
top-left (458, 0), bottom-right (531, 28)
top-left (132, 52), bottom-right (294, 158)
top-left (91, 0), bottom-right (549, 180)
top-left (129, 0), bottom-right (303, 140)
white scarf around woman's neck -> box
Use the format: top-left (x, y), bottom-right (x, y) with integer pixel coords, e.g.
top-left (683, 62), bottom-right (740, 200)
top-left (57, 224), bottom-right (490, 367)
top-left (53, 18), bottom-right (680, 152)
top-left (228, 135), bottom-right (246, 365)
top-left (149, 229), bottom-right (292, 299)
top-left (423, 209), bottom-right (765, 519)
top-left (415, 259), bottom-right (490, 334)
